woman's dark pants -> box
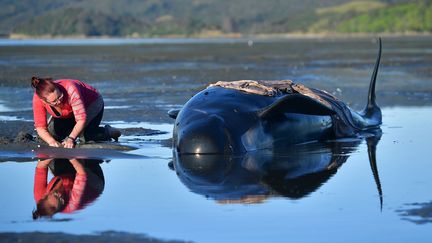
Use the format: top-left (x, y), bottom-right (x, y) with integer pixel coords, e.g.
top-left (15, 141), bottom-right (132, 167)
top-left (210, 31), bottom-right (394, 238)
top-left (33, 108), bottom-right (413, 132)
top-left (47, 109), bottom-right (109, 143)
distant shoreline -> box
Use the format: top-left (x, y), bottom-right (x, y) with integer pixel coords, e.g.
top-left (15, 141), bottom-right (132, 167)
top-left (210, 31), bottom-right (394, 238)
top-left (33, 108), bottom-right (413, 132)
top-left (6, 31), bottom-right (432, 40)
top-left (2, 33), bottom-right (431, 47)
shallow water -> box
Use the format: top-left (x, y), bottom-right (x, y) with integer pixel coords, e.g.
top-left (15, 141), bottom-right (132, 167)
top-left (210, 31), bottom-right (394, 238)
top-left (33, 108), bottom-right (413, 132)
top-left (0, 107), bottom-right (431, 242)
top-left (0, 37), bottom-right (432, 242)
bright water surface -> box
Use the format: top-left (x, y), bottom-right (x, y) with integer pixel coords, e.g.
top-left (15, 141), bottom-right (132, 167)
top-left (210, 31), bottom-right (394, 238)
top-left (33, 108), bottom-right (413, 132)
top-left (0, 37), bottom-right (431, 242)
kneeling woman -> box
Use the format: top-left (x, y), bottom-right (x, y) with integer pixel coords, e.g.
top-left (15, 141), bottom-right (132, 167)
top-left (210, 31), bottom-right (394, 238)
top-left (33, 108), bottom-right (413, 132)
top-left (31, 77), bottom-right (121, 148)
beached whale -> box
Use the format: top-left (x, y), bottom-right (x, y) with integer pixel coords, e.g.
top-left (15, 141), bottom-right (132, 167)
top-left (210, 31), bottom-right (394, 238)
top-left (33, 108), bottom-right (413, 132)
top-left (169, 39), bottom-right (382, 155)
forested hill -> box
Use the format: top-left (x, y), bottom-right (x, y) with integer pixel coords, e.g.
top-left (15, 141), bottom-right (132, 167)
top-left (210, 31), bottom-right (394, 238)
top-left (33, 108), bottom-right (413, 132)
top-left (0, 0), bottom-right (429, 37)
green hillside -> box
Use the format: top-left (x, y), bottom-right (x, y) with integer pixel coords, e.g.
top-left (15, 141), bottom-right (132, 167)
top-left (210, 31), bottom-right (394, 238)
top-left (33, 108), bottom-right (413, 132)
top-left (0, 0), bottom-right (428, 37)
top-left (310, 0), bottom-right (432, 33)
top-left (337, 0), bottom-right (432, 32)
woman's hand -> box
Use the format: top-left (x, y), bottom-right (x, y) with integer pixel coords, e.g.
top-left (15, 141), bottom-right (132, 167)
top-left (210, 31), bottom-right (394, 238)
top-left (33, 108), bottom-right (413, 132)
top-left (48, 140), bottom-right (61, 147)
top-left (62, 137), bottom-right (75, 148)
top-left (37, 127), bottom-right (62, 147)
top-left (36, 159), bottom-right (53, 168)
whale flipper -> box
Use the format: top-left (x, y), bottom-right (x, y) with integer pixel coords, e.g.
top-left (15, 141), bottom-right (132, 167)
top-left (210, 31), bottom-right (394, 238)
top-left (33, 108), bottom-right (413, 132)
top-left (258, 94), bottom-right (336, 118)
top-left (168, 108), bottom-right (181, 119)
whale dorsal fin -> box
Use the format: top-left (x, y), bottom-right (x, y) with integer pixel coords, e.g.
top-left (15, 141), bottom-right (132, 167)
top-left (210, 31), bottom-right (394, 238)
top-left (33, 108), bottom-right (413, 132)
top-left (360, 37), bottom-right (382, 125)
top-left (258, 94), bottom-right (336, 118)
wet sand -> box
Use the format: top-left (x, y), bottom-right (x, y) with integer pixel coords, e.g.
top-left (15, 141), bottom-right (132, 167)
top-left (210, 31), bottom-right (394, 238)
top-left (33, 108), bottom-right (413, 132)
top-left (0, 118), bottom-right (171, 162)
top-left (0, 231), bottom-right (188, 243)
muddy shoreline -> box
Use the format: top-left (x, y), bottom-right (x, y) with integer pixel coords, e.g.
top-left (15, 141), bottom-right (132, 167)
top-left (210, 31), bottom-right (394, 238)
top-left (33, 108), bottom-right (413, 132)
top-left (0, 231), bottom-right (188, 243)
top-left (0, 119), bottom-right (172, 162)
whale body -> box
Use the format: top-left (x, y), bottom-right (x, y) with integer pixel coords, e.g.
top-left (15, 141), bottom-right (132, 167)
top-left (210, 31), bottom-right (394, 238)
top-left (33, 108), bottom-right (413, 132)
top-left (170, 39), bottom-right (383, 155)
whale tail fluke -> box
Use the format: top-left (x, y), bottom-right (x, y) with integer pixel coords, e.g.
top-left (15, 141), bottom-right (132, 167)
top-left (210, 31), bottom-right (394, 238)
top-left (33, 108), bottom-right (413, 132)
top-left (360, 38), bottom-right (382, 126)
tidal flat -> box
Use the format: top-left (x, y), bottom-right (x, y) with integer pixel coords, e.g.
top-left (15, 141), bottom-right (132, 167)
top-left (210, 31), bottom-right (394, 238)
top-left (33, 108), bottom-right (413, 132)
top-left (0, 36), bottom-right (431, 242)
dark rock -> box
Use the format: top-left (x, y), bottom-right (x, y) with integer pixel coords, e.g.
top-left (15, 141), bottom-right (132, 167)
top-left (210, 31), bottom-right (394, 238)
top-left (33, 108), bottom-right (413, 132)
top-left (120, 127), bottom-right (168, 136)
top-left (14, 131), bottom-right (34, 143)
top-left (0, 136), bottom-right (10, 144)
top-left (160, 138), bottom-right (173, 148)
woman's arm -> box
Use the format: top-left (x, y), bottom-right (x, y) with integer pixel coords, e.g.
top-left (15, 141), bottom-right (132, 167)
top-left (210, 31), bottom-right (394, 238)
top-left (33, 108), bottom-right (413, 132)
top-left (69, 158), bottom-right (87, 175)
top-left (36, 127), bottom-right (61, 147)
top-left (33, 94), bottom-right (61, 147)
top-left (62, 159), bottom-right (87, 213)
top-left (34, 159), bottom-right (52, 202)
top-left (63, 81), bottom-right (88, 148)
top-left (36, 158), bottom-right (53, 169)
top-left (62, 120), bottom-right (85, 148)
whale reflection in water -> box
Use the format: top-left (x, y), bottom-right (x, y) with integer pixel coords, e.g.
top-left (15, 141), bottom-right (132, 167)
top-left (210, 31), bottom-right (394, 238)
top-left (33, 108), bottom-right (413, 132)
top-left (172, 135), bottom-right (382, 205)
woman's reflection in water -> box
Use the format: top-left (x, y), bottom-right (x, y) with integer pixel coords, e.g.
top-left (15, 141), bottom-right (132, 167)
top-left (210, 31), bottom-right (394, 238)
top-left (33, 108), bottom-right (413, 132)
top-left (32, 158), bottom-right (105, 219)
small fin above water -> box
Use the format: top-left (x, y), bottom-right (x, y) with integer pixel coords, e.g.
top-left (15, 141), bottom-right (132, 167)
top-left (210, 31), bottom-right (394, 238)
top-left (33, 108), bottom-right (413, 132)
top-left (258, 94), bottom-right (335, 118)
top-left (168, 108), bottom-right (181, 119)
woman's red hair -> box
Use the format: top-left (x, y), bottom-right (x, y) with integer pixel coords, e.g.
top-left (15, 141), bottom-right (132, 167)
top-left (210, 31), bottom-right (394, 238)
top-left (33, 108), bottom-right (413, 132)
top-left (31, 76), bottom-right (56, 98)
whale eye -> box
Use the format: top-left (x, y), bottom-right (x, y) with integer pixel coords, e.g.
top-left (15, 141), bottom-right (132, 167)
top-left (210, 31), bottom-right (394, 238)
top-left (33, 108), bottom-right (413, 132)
top-left (204, 92), bottom-right (209, 95)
